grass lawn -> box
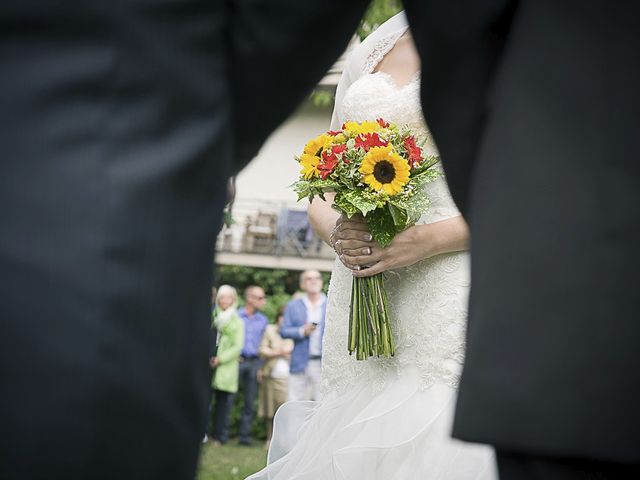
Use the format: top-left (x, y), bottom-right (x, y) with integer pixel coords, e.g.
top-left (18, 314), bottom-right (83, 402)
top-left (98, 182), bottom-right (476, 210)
top-left (197, 439), bottom-right (267, 480)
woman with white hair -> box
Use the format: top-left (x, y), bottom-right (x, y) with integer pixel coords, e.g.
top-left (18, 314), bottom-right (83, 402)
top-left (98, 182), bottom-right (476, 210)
top-left (209, 285), bottom-right (244, 446)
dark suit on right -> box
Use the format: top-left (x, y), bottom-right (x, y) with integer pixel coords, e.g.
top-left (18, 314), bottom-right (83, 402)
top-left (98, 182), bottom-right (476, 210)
top-left (404, 0), bottom-right (640, 477)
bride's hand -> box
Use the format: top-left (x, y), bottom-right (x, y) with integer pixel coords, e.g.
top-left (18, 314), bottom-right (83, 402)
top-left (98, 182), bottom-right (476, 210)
top-left (347, 216), bottom-right (470, 277)
top-left (331, 214), bottom-right (376, 270)
top-left (347, 224), bottom-right (432, 277)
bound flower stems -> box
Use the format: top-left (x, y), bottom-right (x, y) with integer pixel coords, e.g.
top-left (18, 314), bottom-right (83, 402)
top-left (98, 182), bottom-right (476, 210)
top-left (348, 274), bottom-right (394, 360)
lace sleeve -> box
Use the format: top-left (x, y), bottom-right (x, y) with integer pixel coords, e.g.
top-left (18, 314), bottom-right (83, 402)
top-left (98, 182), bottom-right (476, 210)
top-left (362, 28), bottom-right (409, 74)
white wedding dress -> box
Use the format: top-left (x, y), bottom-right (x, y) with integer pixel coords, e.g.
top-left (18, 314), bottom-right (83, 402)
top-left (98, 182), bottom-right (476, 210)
top-left (247, 23), bottom-right (497, 480)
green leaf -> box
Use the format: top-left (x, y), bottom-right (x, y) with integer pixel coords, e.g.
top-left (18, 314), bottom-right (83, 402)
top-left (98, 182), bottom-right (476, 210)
top-left (389, 189), bottom-right (430, 226)
top-left (366, 208), bottom-right (396, 247)
top-left (411, 155), bottom-right (441, 176)
top-left (292, 179), bottom-right (340, 202)
top-left (333, 194), bottom-right (359, 217)
top-left (341, 190), bottom-right (379, 216)
top-left (387, 203), bottom-right (408, 229)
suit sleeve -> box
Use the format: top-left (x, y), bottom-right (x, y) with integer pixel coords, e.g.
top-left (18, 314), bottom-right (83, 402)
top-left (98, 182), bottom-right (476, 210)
top-left (280, 301), bottom-right (304, 340)
top-left (402, 0), bottom-right (516, 214)
top-left (228, 0), bottom-right (371, 172)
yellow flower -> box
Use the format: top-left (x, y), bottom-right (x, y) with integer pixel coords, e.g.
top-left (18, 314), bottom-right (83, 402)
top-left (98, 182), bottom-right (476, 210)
top-left (299, 153), bottom-right (321, 179)
top-left (299, 134), bottom-right (334, 179)
top-left (343, 120), bottom-right (381, 136)
top-left (360, 146), bottom-right (410, 195)
top-left (303, 133), bottom-right (332, 158)
top-left (331, 133), bottom-right (347, 144)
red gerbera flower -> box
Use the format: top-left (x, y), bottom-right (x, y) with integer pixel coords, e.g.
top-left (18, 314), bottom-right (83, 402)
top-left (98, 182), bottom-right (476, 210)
top-left (376, 118), bottom-right (390, 128)
top-left (355, 132), bottom-right (388, 152)
top-left (327, 130), bottom-right (342, 136)
top-left (317, 145), bottom-right (346, 179)
top-left (403, 135), bottom-right (423, 168)
top-left (331, 144), bottom-right (347, 155)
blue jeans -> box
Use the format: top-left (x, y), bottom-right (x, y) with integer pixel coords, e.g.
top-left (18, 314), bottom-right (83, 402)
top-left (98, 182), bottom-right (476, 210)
top-left (211, 389), bottom-right (233, 443)
top-left (238, 357), bottom-right (261, 442)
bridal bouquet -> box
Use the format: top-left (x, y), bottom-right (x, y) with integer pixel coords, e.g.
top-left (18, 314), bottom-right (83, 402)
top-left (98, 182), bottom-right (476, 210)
top-left (293, 118), bottom-right (440, 360)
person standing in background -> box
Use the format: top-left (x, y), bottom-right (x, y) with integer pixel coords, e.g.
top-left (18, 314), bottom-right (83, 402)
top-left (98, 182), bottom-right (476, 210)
top-left (237, 286), bottom-right (269, 446)
top-left (281, 270), bottom-right (326, 402)
top-left (258, 308), bottom-right (294, 448)
top-left (210, 285), bottom-right (243, 447)
top-left (203, 286), bottom-right (219, 444)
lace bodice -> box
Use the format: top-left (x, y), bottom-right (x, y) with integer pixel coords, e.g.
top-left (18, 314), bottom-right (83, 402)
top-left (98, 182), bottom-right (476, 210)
top-left (320, 33), bottom-right (468, 399)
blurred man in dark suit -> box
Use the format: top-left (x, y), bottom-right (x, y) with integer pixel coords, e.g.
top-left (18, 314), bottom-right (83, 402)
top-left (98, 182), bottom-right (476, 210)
top-left (404, 0), bottom-right (640, 477)
top-left (0, 1), bottom-right (368, 478)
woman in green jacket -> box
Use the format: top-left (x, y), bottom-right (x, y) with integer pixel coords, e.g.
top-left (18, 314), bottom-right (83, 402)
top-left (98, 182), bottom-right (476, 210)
top-left (210, 284), bottom-right (244, 446)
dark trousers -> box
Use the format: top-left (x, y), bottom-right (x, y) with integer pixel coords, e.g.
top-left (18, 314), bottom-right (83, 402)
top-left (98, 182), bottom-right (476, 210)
top-left (211, 389), bottom-right (233, 444)
top-left (238, 357), bottom-right (261, 442)
top-left (497, 451), bottom-right (640, 480)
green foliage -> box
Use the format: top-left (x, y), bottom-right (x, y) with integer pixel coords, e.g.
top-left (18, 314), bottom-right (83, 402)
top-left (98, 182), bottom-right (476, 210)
top-left (340, 190), bottom-right (379, 217)
top-left (389, 188), bottom-right (430, 226)
top-left (366, 207), bottom-right (397, 247)
top-left (357, 0), bottom-right (404, 40)
top-left (294, 178), bottom-right (340, 203)
top-left (197, 440), bottom-right (266, 480)
top-left (215, 266), bottom-right (290, 322)
top-left (332, 193), bottom-right (359, 217)
top-left (310, 89), bottom-right (335, 108)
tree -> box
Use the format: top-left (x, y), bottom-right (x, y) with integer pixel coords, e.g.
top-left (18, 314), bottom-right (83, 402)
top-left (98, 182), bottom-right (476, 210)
top-left (357, 0), bottom-right (403, 40)
top-left (310, 0), bottom-right (403, 107)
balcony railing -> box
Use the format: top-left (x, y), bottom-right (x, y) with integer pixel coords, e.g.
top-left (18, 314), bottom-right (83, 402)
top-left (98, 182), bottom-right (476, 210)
top-left (216, 199), bottom-right (335, 260)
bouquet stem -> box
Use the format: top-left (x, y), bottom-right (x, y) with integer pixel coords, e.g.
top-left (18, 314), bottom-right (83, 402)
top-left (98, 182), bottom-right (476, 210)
top-left (348, 273), bottom-right (394, 360)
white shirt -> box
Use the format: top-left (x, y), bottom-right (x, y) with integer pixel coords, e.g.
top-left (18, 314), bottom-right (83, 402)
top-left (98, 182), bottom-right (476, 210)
top-left (302, 295), bottom-right (326, 357)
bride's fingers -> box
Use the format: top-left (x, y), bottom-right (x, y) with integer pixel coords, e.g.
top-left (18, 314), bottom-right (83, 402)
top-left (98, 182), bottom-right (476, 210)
top-left (337, 220), bottom-right (369, 232)
top-left (334, 229), bottom-right (373, 243)
top-left (342, 247), bottom-right (383, 266)
top-left (335, 240), bottom-right (373, 253)
top-left (336, 223), bottom-right (371, 237)
top-left (351, 259), bottom-right (387, 277)
top-left (342, 246), bottom-right (373, 256)
top-left (338, 253), bottom-right (360, 271)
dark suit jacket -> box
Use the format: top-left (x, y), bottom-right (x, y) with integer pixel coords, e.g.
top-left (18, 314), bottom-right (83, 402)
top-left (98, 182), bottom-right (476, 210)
top-left (0, 1), bottom-right (367, 478)
top-left (405, 0), bottom-right (640, 462)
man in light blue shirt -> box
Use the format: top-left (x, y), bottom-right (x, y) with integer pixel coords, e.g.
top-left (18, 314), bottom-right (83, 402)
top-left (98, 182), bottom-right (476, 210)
top-left (281, 270), bottom-right (326, 401)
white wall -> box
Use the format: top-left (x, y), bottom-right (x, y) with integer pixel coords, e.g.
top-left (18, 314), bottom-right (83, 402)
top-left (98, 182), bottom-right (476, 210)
top-left (235, 101), bottom-right (332, 207)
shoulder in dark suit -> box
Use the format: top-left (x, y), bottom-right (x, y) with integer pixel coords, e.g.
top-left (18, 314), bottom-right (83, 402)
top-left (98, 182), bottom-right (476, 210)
top-left (0, 1), bottom-right (368, 478)
top-left (405, 0), bottom-right (640, 466)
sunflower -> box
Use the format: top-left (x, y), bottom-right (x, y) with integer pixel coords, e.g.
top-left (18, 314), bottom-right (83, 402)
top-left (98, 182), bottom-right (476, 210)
top-left (360, 146), bottom-right (410, 195)
top-left (299, 153), bottom-right (321, 179)
top-left (342, 120), bottom-right (381, 137)
top-left (303, 133), bottom-right (332, 158)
